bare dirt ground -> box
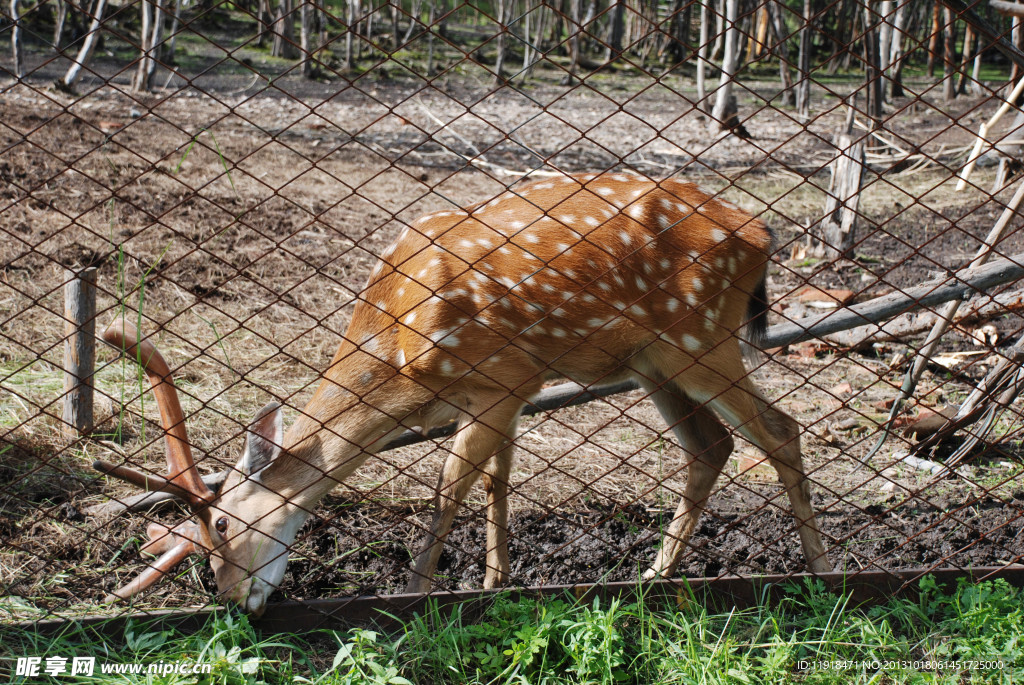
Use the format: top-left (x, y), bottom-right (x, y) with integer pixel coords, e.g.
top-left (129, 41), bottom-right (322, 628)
top-left (2, 63), bottom-right (1024, 619)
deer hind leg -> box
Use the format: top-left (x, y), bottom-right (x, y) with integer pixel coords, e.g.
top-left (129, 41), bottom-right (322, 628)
top-left (696, 367), bottom-right (832, 574)
top-left (407, 396), bottom-right (523, 594)
top-left (480, 415), bottom-right (517, 589)
top-left (639, 378), bottom-right (734, 580)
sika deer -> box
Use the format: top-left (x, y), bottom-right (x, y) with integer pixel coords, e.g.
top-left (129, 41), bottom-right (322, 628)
top-left (96, 173), bottom-right (832, 615)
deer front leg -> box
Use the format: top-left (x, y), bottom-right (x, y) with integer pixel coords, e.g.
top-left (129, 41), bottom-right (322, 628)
top-left (407, 398), bottom-right (522, 594)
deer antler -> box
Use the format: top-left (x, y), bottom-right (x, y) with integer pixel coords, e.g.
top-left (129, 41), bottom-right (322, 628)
top-left (95, 320), bottom-right (214, 509)
top-left (95, 320), bottom-right (213, 602)
top-left (103, 522), bottom-right (204, 603)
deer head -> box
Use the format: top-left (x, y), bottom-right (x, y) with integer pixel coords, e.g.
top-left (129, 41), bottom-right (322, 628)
top-left (95, 321), bottom-right (302, 615)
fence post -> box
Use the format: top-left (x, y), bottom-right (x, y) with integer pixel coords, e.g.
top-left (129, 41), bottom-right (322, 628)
top-left (63, 267), bottom-right (98, 437)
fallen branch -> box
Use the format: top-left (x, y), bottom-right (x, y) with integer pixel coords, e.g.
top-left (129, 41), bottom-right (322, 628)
top-left (910, 339), bottom-right (1024, 468)
top-left (990, 0), bottom-right (1024, 17)
top-left (763, 250), bottom-right (1024, 349)
top-left (824, 287), bottom-right (1024, 348)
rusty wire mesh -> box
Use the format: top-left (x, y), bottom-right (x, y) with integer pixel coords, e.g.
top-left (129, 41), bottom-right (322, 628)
top-left (1, 0), bottom-right (1024, 624)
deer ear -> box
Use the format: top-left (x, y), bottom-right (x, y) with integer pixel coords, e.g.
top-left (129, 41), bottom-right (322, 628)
top-left (242, 402), bottom-right (283, 476)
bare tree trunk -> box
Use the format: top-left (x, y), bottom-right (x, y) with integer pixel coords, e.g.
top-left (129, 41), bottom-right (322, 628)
top-left (257, 0), bottom-right (272, 47)
top-left (878, 0), bottom-right (892, 93)
top-left (299, 0), bottom-right (313, 76)
top-left (796, 0), bottom-right (812, 117)
top-left (524, 0), bottom-right (548, 79)
top-left (811, 108), bottom-right (864, 260)
top-left (63, 0), bottom-right (108, 89)
top-left (272, 0), bottom-right (297, 59)
top-left (710, 0), bottom-right (724, 61)
top-left (162, 0), bottom-right (181, 64)
top-left (1014, 17), bottom-right (1022, 83)
top-left (133, 0), bottom-right (153, 91)
top-left (390, 0), bottom-right (400, 51)
top-left (971, 43), bottom-right (983, 96)
top-left (709, 0), bottom-right (739, 134)
top-left (426, 0), bottom-right (437, 76)
top-left (927, 1), bottom-right (941, 77)
top-left (749, 5), bottom-right (769, 61)
top-left (864, 3), bottom-right (882, 125)
top-left (696, 0), bottom-right (709, 113)
top-left (769, 0), bottom-right (794, 106)
top-left (956, 25), bottom-right (975, 95)
top-left (888, 0), bottom-right (906, 97)
top-left (344, 0), bottom-right (355, 67)
top-left (10, 0), bottom-right (25, 78)
top-left (564, 0), bottom-right (582, 85)
top-left (148, 0), bottom-right (165, 83)
top-left (133, 0), bottom-right (165, 91)
top-left (54, 0), bottom-right (68, 52)
top-left (403, 0), bottom-right (422, 43)
top-left (943, 6), bottom-right (956, 101)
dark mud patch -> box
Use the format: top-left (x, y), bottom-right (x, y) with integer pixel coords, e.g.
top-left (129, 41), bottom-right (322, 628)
top-left (5, 475), bottom-right (1023, 614)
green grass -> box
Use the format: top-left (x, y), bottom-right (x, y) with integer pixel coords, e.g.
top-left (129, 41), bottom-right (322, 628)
top-left (2, 576), bottom-right (1021, 684)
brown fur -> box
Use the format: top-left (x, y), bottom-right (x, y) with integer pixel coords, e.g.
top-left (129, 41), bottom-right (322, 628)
top-left (216, 174), bottom-right (830, 611)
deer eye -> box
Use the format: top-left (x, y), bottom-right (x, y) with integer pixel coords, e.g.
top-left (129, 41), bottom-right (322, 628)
top-left (215, 517), bottom-right (229, 534)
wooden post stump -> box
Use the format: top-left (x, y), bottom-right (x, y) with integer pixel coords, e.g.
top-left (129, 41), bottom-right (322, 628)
top-left (63, 267), bottom-right (98, 437)
top-left (811, 107), bottom-right (865, 260)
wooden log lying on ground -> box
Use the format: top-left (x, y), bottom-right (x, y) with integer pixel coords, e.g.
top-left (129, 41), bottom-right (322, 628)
top-left (825, 287), bottom-right (1024, 349)
top-left (763, 249), bottom-right (1024, 349)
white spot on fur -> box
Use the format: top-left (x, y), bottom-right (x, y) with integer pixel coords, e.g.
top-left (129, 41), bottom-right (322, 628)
top-left (711, 229), bottom-right (727, 243)
top-left (666, 298), bottom-right (680, 312)
top-left (681, 334), bottom-right (700, 351)
top-left (620, 231), bottom-right (632, 245)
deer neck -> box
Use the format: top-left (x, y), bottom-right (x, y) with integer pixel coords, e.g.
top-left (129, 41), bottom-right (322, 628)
top-left (256, 349), bottom-right (424, 506)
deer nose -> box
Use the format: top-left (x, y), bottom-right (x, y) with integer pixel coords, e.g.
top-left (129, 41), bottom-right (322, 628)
top-left (221, 576), bottom-right (253, 607)
top-left (222, 576), bottom-right (269, 616)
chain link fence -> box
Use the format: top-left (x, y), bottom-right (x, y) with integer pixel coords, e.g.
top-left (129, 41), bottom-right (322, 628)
top-left (2, 0), bottom-right (1024, 623)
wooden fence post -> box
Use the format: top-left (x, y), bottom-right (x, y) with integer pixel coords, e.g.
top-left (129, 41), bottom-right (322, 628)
top-left (63, 267), bottom-right (98, 437)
